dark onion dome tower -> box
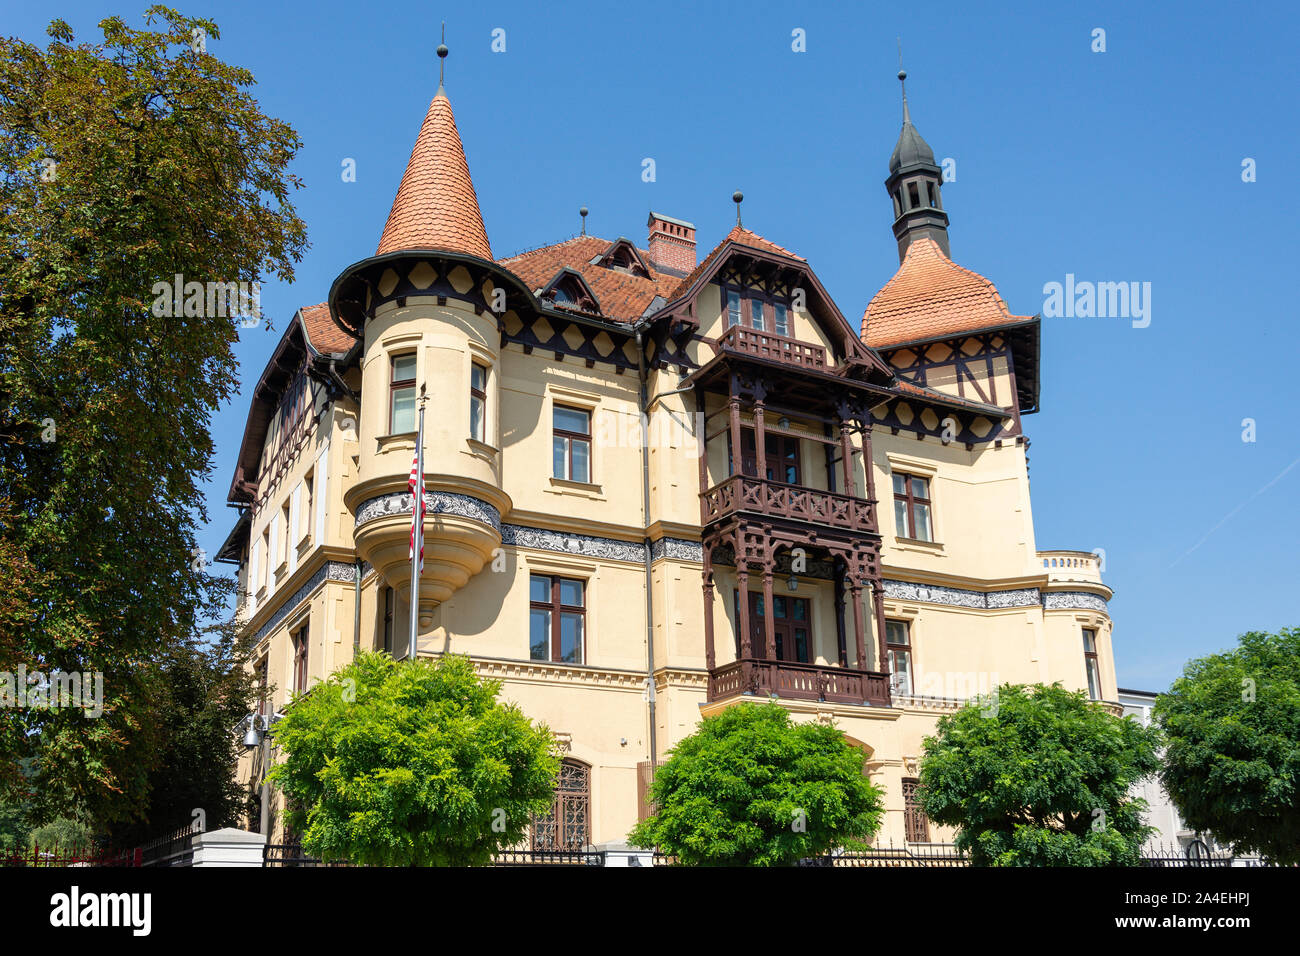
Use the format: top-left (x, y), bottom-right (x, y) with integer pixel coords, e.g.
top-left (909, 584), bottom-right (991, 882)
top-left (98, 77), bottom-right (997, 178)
top-left (885, 70), bottom-right (950, 263)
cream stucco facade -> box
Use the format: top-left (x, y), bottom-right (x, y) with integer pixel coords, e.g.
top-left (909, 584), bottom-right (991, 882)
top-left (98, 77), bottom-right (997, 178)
top-left (224, 79), bottom-right (1118, 853)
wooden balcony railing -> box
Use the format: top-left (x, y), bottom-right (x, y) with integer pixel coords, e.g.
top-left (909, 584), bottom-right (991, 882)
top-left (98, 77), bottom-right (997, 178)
top-left (702, 474), bottom-right (876, 533)
top-left (709, 658), bottom-right (892, 707)
top-left (718, 325), bottom-right (827, 369)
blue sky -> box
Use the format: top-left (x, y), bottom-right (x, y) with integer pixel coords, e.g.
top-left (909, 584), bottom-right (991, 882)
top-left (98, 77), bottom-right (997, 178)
top-left (10, 1), bottom-right (1297, 691)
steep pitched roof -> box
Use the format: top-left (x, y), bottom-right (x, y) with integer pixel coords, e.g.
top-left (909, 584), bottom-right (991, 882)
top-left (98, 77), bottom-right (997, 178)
top-left (668, 226), bottom-right (804, 302)
top-left (376, 91), bottom-right (492, 259)
top-left (298, 302), bottom-right (353, 354)
top-left (498, 236), bottom-right (677, 322)
top-left (861, 237), bottom-right (1032, 348)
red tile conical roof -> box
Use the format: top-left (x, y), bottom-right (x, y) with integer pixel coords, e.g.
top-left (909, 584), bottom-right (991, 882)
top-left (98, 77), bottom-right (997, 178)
top-left (376, 90), bottom-right (492, 260)
top-left (861, 238), bottom-right (1030, 348)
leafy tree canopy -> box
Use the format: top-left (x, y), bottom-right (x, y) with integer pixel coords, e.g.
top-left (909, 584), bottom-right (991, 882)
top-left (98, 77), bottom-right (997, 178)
top-left (0, 7), bottom-right (305, 827)
top-left (919, 683), bottom-right (1160, 866)
top-left (270, 653), bottom-right (560, 867)
top-left (629, 702), bottom-right (884, 866)
top-left (1154, 627), bottom-right (1300, 865)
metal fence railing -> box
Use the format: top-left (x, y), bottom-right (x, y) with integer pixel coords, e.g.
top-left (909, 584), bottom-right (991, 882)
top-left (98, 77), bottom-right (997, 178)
top-left (138, 826), bottom-right (197, 867)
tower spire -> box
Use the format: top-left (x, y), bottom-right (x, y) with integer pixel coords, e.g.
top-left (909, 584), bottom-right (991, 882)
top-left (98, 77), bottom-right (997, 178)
top-left (884, 61), bottom-right (950, 263)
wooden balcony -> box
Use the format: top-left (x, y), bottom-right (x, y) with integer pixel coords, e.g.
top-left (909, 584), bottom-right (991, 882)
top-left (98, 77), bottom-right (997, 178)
top-left (709, 658), bottom-right (892, 707)
top-left (702, 474), bottom-right (876, 533)
top-left (718, 325), bottom-right (827, 369)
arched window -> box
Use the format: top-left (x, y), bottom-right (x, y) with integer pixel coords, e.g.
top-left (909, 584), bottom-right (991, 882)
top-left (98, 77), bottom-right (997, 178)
top-left (531, 759), bottom-right (591, 851)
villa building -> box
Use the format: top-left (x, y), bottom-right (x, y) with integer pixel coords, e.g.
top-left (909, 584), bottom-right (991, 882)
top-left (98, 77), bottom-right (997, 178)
top-left (222, 61), bottom-right (1118, 850)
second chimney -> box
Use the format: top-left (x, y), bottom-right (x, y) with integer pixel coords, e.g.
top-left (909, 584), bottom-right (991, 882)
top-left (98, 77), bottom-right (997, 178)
top-left (646, 212), bottom-right (696, 276)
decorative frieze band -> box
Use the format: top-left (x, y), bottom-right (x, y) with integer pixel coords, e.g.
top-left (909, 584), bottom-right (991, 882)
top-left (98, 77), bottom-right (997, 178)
top-left (501, 525), bottom-right (644, 563)
top-left (254, 560), bottom-right (357, 642)
top-left (354, 491), bottom-right (501, 532)
top-left (1043, 590), bottom-right (1110, 613)
top-left (650, 537), bottom-right (704, 563)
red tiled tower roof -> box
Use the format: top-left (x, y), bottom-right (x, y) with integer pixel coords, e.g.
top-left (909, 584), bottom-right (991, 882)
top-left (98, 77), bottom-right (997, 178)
top-left (861, 238), bottom-right (1031, 348)
top-left (376, 90), bottom-right (492, 260)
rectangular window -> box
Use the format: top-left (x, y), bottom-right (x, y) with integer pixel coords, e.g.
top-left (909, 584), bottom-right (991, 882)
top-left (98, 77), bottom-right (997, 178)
top-left (726, 290), bottom-right (742, 328)
top-left (257, 658), bottom-right (269, 718)
top-left (390, 353), bottom-right (417, 433)
top-left (292, 624), bottom-right (309, 694)
top-left (552, 405), bottom-right (591, 483)
top-left (749, 298), bottom-right (765, 331)
top-left (300, 473), bottom-right (313, 547)
top-left (529, 574), bottom-right (585, 664)
top-left (382, 586), bottom-right (394, 655)
top-left (892, 473), bottom-right (933, 542)
top-left (1083, 628), bottom-right (1101, 700)
top-left (902, 778), bottom-right (931, 843)
top-left (886, 620), bottom-right (913, 696)
top-left (260, 528), bottom-right (270, 589)
top-left (470, 363), bottom-right (487, 443)
top-left (773, 303), bottom-right (789, 337)
top-left (280, 501), bottom-right (291, 565)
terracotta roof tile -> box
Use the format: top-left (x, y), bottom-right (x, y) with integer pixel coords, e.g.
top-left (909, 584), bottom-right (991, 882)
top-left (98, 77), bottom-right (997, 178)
top-left (861, 238), bottom-right (1031, 348)
top-left (667, 226), bottom-right (804, 302)
top-left (376, 91), bottom-right (492, 259)
top-left (498, 236), bottom-right (676, 322)
top-left (298, 302), bottom-right (353, 354)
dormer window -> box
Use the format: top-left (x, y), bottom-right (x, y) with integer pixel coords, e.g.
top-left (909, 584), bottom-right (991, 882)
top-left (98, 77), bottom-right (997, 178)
top-left (594, 238), bottom-right (650, 278)
top-left (541, 269), bottom-right (599, 313)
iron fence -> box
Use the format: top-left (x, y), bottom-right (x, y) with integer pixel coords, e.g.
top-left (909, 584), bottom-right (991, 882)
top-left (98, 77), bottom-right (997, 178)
top-left (0, 843), bottom-right (140, 867)
top-left (139, 825), bottom-right (197, 867)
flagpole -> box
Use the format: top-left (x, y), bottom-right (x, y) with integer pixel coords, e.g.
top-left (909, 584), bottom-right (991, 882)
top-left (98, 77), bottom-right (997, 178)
top-left (409, 385), bottom-right (427, 662)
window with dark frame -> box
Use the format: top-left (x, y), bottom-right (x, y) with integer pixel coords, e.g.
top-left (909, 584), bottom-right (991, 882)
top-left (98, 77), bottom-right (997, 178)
top-left (390, 353), bottom-right (417, 433)
top-left (902, 778), bottom-right (931, 843)
top-left (529, 574), bottom-right (585, 664)
top-left (470, 363), bottom-right (487, 443)
top-left (382, 586), bottom-right (394, 655)
top-left (552, 405), bottom-right (591, 483)
top-left (291, 624), bottom-right (309, 694)
top-left (886, 619), bottom-right (914, 696)
top-left (1083, 628), bottom-right (1101, 700)
top-left (531, 758), bottom-right (590, 851)
top-left (726, 289), bottom-right (742, 328)
top-left (892, 472), bottom-right (933, 542)
top-left (256, 658), bottom-right (269, 718)
top-left (721, 285), bottom-right (794, 338)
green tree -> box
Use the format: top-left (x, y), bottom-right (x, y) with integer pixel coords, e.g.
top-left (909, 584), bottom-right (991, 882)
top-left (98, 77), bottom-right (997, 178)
top-left (270, 653), bottom-right (559, 867)
top-left (29, 815), bottom-right (91, 849)
top-left (1154, 627), bottom-right (1300, 865)
top-left (919, 683), bottom-right (1160, 866)
top-left (103, 621), bottom-right (259, 849)
top-left (628, 702), bottom-right (884, 866)
top-left (0, 7), bottom-right (305, 829)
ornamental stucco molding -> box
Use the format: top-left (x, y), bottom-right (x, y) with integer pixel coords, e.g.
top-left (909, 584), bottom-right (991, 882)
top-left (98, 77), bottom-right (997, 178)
top-left (501, 524), bottom-right (643, 563)
top-left (354, 490), bottom-right (501, 532)
top-left (650, 537), bottom-right (704, 563)
top-left (1043, 590), bottom-right (1110, 613)
top-left (254, 560), bottom-right (356, 642)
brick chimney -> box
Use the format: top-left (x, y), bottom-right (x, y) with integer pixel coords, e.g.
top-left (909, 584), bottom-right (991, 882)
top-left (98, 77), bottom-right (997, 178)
top-left (646, 212), bottom-right (696, 276)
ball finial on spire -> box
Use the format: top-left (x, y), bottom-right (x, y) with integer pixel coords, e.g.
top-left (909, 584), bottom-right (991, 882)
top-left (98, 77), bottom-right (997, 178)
top-left (437, 22), bottom-right (448, 90)
top-left (732, 190), bottom-right (744, 227)
top-left (579, 206), bottom-right (588, 235)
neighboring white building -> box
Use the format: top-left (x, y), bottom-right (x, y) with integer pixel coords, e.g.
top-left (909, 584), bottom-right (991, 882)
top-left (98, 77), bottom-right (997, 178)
top-left (1119, 688), bottom-right (1262, 865)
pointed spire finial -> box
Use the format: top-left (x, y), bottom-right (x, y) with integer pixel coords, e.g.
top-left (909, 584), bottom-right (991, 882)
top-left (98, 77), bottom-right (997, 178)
top-left (436, 22), bottom-right (448, 93)
top-left (579, 206), bottom-right (588, 236)
top-left (733, 190), bottom-right (744, 227)
top-left (897, 38), bottom-right (911, 125)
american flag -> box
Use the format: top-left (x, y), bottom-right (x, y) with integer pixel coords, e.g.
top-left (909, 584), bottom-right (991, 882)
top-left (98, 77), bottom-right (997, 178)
top-left (408, 449), bottom-right (425, 572)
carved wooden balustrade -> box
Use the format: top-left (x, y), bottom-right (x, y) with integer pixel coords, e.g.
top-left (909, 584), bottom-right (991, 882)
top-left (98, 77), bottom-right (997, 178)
top-left (718, 325), bottom-right (827, 369)
top-left (701, 474), bottom-right (876, 532)
top-left (709, 657), bottom-right (892, 707)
